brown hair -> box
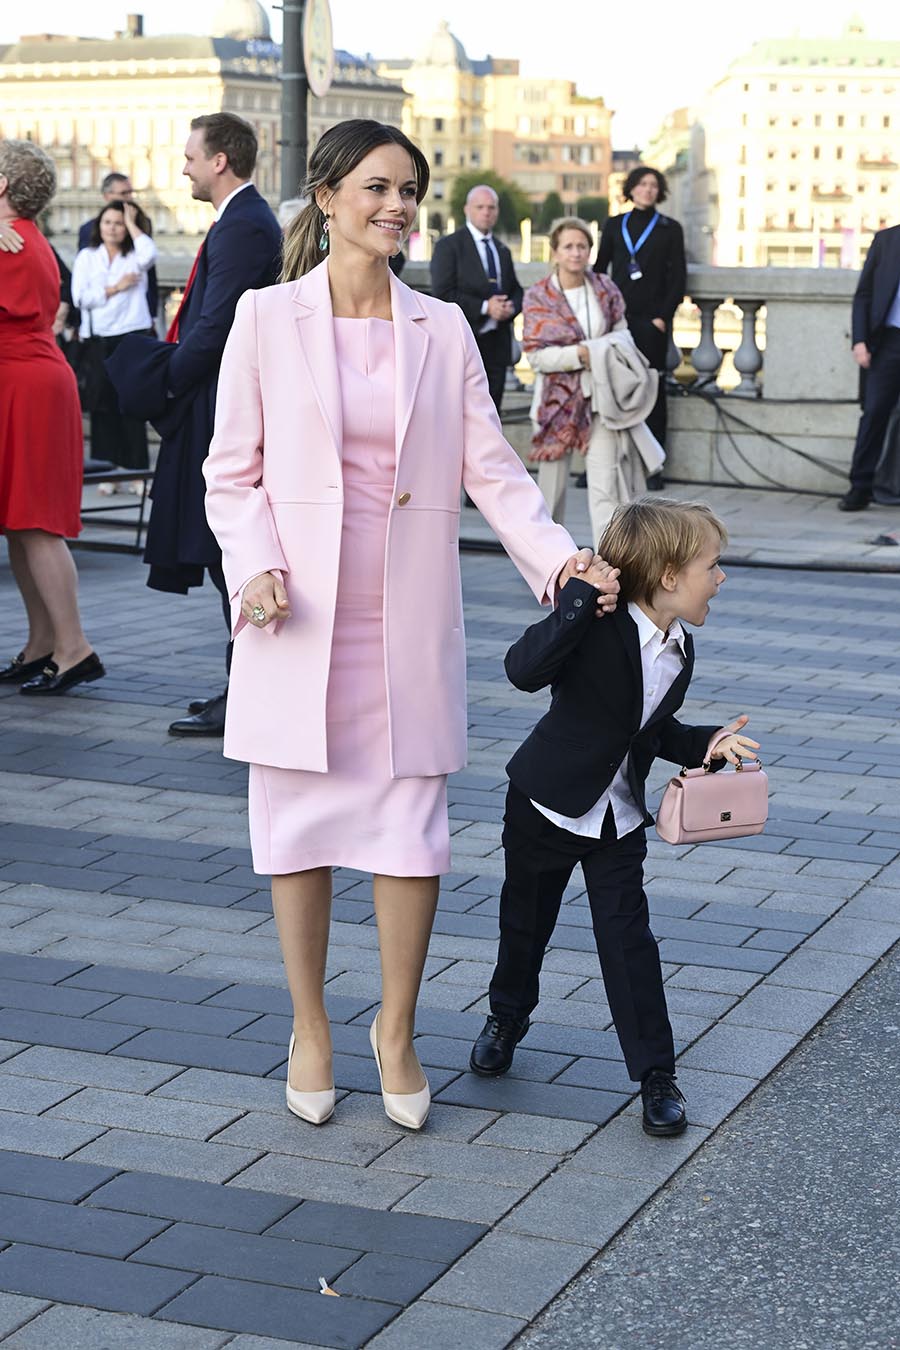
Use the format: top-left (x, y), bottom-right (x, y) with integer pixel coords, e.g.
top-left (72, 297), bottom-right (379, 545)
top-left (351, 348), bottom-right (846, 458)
top-left (88, 201), bottom-right (136, 254)
top-left (190, 112), bottom-right (258, 179)
top-left (0, 139), bottom-right (56, 219)
top-left (549, 216), bottom-right (593, 250)
top-left (280, 119), bottom-right (430, 282)
top-left (598, 498), bottom-right (727, 605)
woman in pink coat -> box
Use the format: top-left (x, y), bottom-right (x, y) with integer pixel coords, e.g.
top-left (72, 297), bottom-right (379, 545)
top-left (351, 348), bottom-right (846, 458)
top-left (204, 120), bottom-right (617, 1132)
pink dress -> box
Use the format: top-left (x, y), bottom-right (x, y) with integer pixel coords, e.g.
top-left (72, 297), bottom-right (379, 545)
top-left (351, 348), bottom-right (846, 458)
top-left (247, 317), bottom-right (450, 877)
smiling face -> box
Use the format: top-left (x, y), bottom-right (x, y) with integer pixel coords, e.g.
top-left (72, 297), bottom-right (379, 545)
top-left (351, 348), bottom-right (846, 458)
top-left (552, 227), bottom-right (592, 280)
top-left (318, 143), bottom-right (418, 261)
top-left (465, 187), bottom-right (500, 234)
top-left (98, 205), bottom-right (127, 250)
top-left (182, 128), bottom-right (223, 203)
top-left (662, 526), bottom-right (726, 627)
top-left (631, 172), bottom-right (660, 210)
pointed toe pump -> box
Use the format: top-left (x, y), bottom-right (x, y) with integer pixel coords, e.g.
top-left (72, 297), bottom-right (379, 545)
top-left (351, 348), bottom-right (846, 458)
top-left (369, 1011), bottom-right (431, 1131)
top-left (285, 1033), bottom-right (335, 1126)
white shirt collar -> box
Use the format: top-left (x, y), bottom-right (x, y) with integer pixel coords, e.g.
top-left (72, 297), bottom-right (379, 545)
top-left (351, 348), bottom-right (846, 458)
top-left (628, 601), bottom-right (687, 657)
top-left (215, 180), bottom-right (253, 222)
top-left (466, 220), bottom-right (493, 244)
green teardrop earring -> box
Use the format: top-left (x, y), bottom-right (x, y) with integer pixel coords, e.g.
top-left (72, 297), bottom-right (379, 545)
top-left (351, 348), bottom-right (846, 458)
top-left (318, 217), bottom-right (330, 252)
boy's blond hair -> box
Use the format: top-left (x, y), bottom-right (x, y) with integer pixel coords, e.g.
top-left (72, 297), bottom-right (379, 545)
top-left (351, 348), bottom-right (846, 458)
top-left (598, 498), bottom-right (727, 605)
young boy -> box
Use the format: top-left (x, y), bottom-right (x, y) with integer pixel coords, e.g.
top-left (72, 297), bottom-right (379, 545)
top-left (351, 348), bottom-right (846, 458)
top-left (470, 499), bottom-right (759, 1135)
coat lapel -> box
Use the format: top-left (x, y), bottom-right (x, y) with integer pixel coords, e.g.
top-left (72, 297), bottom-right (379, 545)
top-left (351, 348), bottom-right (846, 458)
top-left (291, 261), bottom-right (342, 466)
top-left (612, 608), bottom-right (643, 725)
top-left (644, 633), bottom-right (694, 731)
top-left (389, 272), bottom-right (429, 472)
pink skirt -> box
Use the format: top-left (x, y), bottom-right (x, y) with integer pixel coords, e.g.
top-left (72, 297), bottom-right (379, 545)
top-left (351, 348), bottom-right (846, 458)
top-left (248, 602), bottom-right (450, 878)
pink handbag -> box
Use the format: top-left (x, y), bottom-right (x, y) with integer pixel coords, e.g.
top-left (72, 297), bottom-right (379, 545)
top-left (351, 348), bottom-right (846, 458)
top-left (656, 760), bottom-right (768, 845)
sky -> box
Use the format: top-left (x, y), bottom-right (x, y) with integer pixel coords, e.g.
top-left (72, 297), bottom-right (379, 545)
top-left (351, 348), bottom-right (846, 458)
top-left (3, 1), bottom-right (893, 145)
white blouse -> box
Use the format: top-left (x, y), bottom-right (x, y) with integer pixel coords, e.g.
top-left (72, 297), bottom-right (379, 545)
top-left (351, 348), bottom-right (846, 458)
top-left (72, 233), bottom-right (158, 338)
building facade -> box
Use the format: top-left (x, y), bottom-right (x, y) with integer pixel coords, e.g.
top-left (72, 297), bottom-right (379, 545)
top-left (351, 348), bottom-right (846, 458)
top-left (377, 22), bottom-right (612, 227)
top-left (648, 24), bottom-right (900, 266)
top-left (0, 3), bottom-right (405, 241)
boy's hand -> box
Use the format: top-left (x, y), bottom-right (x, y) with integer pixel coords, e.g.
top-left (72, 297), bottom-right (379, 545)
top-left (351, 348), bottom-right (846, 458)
top-left (708, 714), bottom-right (760, 767)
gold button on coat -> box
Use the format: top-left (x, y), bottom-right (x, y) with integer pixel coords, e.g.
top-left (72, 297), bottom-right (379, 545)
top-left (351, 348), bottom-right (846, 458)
top-left (397, 491), bottom-right (411, 505)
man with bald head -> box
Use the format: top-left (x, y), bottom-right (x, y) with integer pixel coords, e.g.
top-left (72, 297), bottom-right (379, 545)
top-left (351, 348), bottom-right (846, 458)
top-left (431, 185), bottom-right (523, 413)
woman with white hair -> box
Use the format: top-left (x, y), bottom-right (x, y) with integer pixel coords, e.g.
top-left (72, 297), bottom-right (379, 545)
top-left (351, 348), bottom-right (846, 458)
top-left (0, 139), bottom-right (105, 694)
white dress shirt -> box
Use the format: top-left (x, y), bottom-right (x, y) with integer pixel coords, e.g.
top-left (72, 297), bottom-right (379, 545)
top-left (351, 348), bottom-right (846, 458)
top-left (532, 602), bottom-right (687, 839)
top-left (466, 220), bottom-right (502, 334)
top-left (72, 233), bottom-right (158, 338)
top-left (215, 179), bottom-right (253, 221)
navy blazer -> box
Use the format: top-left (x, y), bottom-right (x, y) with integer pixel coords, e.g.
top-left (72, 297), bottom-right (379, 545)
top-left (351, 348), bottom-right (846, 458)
top-left (105, 182), bottom-right (282, 592)
top-left (431, 226), bottom-right (523, 361)
top-left (851, 225), bottom-right (900, 350)
top-left (505, 579), bottom-right (720, 821)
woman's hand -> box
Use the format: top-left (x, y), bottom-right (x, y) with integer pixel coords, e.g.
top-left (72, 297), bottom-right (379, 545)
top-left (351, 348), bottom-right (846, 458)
top-left (106, 271), bottom-right (140, 297)
top-left (122, 201), bottom-right (143, 237)
top-left (708, 714), bottom-right (760, 767)
top-left (559, 549), bottom-right (619, 614)
top-left (651, 317), bottom-right (666, 333)
top-left (241, 571), bottom-right (291, 628)
top-left (0, 222), bottom-right (24, 253)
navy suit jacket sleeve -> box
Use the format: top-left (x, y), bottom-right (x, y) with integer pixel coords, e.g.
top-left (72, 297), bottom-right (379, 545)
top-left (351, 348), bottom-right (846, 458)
top-left (504, 578), bottom-right (597, 692)
top-left (168, 203), bottom-right (280, 397)
top-left (851, 231), bottom-right (882, 347)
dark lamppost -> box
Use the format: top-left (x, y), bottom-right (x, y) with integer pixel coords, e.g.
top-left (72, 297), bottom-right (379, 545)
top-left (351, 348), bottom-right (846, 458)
top-left (279, 0), bottom-right (334, 202)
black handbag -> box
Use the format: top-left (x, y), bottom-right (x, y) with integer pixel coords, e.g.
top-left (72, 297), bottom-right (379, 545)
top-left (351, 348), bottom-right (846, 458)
top-left (67, 314), bottom-right (108, 413)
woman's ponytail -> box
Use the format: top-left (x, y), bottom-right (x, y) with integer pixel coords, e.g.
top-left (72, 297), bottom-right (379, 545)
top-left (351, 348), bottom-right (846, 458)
top-left (279, 202), bottom-right (325, 283)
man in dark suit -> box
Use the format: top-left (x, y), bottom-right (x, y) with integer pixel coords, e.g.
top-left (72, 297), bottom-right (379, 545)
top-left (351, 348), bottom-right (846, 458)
top-left (840, 223), bottom-right (900, 511)
top-left (106, 112), bottom-right (282, 735)
top-left (78, 172), bottom-right (158, 325)
top-left (595, 167), bottom-right (686, 488)
top-left (430, 185), bottom-right (523, 413)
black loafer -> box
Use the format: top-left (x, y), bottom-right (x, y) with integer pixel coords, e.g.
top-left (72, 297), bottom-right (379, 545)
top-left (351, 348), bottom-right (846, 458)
top-left (0, 651), bottom-right (53, 683)
top-left (837, 487), bottom-right (872, 512)
top-left (169, 692), bottom-right (226, 737)
top-left (20, 653), bottom-right (105, 696)
top-left (641, 1069), bottom-right (687, 1136)
top-left (469, 1014), bottom-right (530, 1077)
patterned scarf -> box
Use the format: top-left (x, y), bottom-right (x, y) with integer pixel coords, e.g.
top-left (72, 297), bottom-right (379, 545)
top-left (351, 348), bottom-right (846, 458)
top-left (523, 272), bottom-right (626, 460)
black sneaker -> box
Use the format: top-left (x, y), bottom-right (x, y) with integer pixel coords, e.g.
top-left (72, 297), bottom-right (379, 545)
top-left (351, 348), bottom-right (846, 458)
top-left (469, 1014), bottom-right (530, 1077)
top-left (641, 1069), bottom-right (687, 1136)
top-left (837, 487), bottom-right (872, 512)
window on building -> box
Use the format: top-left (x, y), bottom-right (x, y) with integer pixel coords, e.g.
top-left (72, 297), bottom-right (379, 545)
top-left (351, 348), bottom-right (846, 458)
top-left (881, 182), bottom-right (890, 194)
top-left (837, 84), bottom-right (846, 93)
top-left (434, 118), bottom-right (444, 132)
top-left (471, 151), bottom-right (480, 166)
top-left (768, 82), bottom-right (777, 92)
top-left (813, 146), bottom-right (821, 159)
top-left (767, 147), bottom-right (776, 159)
top-left (814, 114), bottom-right (822, 127)
top-left (434, 149), bottom-right (443, 166)
top-left (768, 116), bottom-right (777, 127)
top-left (788, 210), bottom-right (796, 227)
top-left (789, 148), bottom-right (799, 160)
top-left (738, 208), bottom-right (745, 229)
top-left (739, 145), bottom-right (747, 164)
top-left (791, 116), bottom-right (801, 127)
top-left (739, 175), bottom-right (746, 197)
top-left (789, 180), bottom-right (798, 192)
top-left (837, 114), bottom-right (845, 127)
top-left (433, 181), bottom-right (444, 198)
top-left (836, 146), bottom-right (844, 160)
top-left (860, 115), bottom-right (867, 128)
top-left (884, 115), bottom-right (891, 129)
top-left (741, 113), bottom-right (748, 127)
top-left (743, 82), bottom-right (750, 92)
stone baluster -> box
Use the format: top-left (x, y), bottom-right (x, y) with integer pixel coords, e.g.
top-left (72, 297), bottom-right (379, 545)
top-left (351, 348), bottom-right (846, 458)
top-left (690, 298), bottom-right (723, 388)
top-left (731, 300), bottom-right (764, 397)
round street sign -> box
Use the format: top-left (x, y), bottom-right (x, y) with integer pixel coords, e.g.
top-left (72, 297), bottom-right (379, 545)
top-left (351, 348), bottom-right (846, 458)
top-left (303, 0), bottom-right (334, 99)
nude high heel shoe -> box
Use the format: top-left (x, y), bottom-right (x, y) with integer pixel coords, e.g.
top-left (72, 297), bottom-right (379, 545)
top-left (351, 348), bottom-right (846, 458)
top-left (369, 1010), bottom-right (430, 1130)
top-left (285, 1033), bottom-right (335, 1125)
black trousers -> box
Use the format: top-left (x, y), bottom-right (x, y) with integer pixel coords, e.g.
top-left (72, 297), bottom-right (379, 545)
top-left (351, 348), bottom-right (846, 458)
top-left (488, 783), bottom-right (675, 1083)
top-left (476, 328), bottom-right (509, 414)
top-left (628, 315), bottom-right (668, 451)
top-left (207, 559), bottom-right (233, 679)
top-left (849, 328), bottom-right (900, 491)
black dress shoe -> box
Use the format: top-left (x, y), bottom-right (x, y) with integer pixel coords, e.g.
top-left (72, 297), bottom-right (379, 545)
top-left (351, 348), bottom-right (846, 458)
top-left (187, 689), bottom-right (228, 715)
top-left (469, 1014), bottom-right (530, 1077)
top-left (838, 487), bottom-right (872, 512)
top-left (641, 1069), bottom-right (687, 1136)
top-left (169, 692), bottom-right (226, 737)
top-left (0, 651), bottom-right (53, 683)
top-left (645, 471), bottom-right (666, 491)
top-left (20, 653), bottom-right (105, 696)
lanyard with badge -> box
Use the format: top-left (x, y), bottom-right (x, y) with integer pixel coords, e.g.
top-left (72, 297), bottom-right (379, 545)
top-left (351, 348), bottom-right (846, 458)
top-left (621, 210), bottom-right (659, 280)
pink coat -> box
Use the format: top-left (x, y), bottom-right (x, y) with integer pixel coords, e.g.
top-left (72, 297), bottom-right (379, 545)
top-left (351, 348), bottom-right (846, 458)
top-left (203, 261), bottom-right (577, 775)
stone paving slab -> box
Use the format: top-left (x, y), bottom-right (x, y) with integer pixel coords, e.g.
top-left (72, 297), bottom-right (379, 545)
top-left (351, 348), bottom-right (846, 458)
top-left (1, 540), bottom-right (899, 1344)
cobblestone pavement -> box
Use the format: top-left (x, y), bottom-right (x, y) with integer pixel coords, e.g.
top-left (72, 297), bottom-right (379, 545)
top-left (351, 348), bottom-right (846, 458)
top-left (0, 537), bottom-right (899, 1348)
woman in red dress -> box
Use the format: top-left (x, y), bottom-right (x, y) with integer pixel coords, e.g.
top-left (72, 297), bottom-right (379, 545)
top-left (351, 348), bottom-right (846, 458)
top-left (0, 140), bottom-right (105, 694)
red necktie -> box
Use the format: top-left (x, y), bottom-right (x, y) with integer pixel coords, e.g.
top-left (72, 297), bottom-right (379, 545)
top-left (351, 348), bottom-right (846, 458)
top-left (166, 222), bottom-right (214, 343)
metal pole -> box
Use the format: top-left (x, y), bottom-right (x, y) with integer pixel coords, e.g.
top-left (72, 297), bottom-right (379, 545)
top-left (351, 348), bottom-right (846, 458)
top-left (280, 1), bottom-right (308, 200)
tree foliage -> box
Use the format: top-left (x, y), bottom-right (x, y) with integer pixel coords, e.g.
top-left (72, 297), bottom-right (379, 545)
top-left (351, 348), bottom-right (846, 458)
top-left (448, 169), bottom-right (532, 236)
top-left (576, 196), bottom-right (609, 226)
top-left (535, 191), bottom-right (564, 233)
